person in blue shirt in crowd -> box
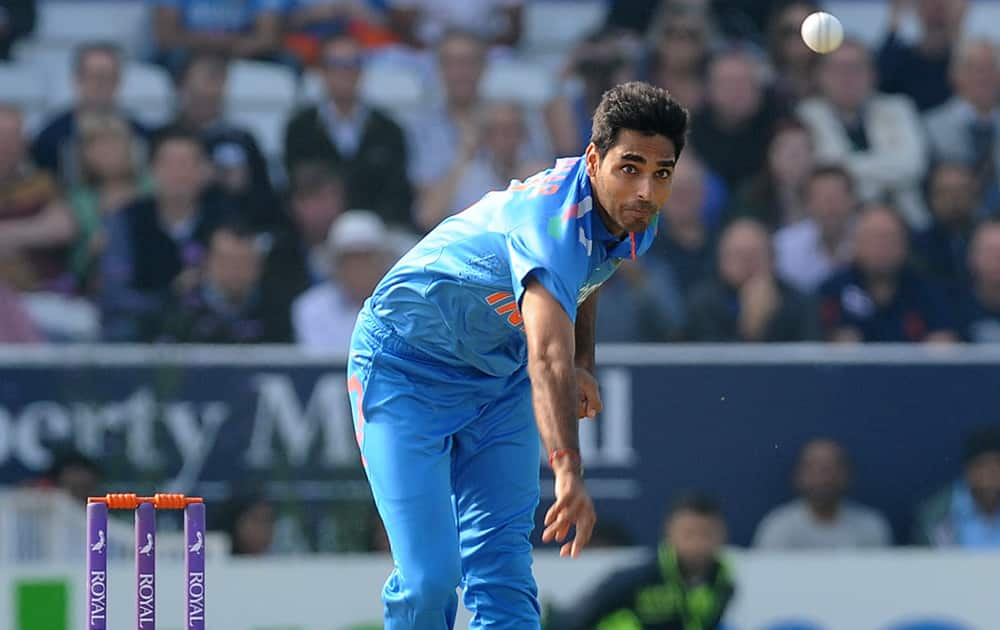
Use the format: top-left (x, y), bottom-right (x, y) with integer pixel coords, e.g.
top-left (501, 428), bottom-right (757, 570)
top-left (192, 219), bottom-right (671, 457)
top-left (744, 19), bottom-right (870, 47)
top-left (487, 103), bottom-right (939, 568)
top-left (958, 218), bottom-right (1000, 342)
top-left (819, 203), bottom-right (958, 343)
top-left (915, 426), bottom-right (1000, 547)
top-left (346, 81), bottom-right (688, 629)
top-left (150, 0), bottom-right (290, 74)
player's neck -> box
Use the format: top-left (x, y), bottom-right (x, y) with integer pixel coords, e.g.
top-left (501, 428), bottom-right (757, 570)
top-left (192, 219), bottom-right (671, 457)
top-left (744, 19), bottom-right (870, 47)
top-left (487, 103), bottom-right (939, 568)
top-left (594, 199), bottom-right (626, 238)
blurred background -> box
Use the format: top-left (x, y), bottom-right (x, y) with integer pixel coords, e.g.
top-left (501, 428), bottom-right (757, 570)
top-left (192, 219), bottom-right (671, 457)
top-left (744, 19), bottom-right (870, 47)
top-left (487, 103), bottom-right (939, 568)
top-left (1, 0), bottom-right (1000, 628)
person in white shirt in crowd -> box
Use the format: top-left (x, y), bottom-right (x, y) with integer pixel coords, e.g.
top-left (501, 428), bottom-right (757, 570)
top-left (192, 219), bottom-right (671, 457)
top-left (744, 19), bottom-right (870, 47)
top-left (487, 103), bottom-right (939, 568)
top-left (754, 437), bottom-right (892, 549)
top-left (406, 30), bottom-right (572, 232)
top-left (292, 209), bottom-right (395, 353)
top-left (775, 165), bottom-right (857, 294)
top-left (388, 0), bottom-right (522, 50)
top-left (798, 38), bottom-right (929, 229)
top-left (415, 101), bottom-right (549, 231)
top-left (925, 38), bottom-right (1000, 213)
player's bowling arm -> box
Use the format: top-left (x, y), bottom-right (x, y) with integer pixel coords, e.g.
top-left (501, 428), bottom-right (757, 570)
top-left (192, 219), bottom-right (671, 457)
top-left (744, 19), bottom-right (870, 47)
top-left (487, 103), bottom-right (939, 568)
top-left (521, 278), bottom-right (581, 467)
top-left (574, 290), bottom-right (599, 372)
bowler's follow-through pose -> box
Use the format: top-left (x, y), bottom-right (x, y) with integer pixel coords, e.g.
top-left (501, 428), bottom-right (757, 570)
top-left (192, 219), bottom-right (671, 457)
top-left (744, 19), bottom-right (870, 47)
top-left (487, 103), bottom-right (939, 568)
top-left (346, 81), bottom-right (689, 628)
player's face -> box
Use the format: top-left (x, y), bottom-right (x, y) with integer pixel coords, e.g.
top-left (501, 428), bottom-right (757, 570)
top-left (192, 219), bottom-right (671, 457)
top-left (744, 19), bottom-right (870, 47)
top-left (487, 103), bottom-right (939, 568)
top-left (586, 130), bottom-right (677, 236)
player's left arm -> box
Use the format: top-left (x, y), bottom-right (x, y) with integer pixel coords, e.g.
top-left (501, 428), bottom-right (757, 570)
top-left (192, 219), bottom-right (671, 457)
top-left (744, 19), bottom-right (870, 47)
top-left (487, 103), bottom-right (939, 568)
top-left (574, 290), bottom-right (603, 420)
top-left (522, 279), bottom-right (596, 558)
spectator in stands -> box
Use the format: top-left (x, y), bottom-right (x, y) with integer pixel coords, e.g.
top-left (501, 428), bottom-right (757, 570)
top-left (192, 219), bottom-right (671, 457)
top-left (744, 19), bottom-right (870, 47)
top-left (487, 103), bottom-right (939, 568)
top-left (925, 39), bottom-right (1000, 214)
top-left (31, 42), bottom-right (148, 187)
top-left (775, 165), bottom-right (857, 294)
top-left (754, 438), bottom-right (892, 549)
top-left (765, 1), bottom-right (821, 107)
top-left (415, 101), bottom-right (547, 231)
top-left (686, 218), bottom-right (818, 342)
top-left (293, 210), bottom-right (393, 352)
top-left (162, 52), bottom-right (278, 229)
top-left (548, 493), bottom-right (734, 630)
top-left (644, 3), bottom-right (711, 111)
top-left (43, 449), bottom-right (103, 505)
top-left (224, 493), bottom-right (278, 555)
top-left (0, 0), bottom-right (36, 61)
top-left (711, 0), bottom-right (788, 42)
top-left (387, 0), bottom-right (522, 49)
top-left (818, 204), bottom-right (957, 343)
top-left (159, 222), bottom-right (287, 342)
top-left (731, 118), bottom-right (816, 230)
top-left (407, 30), bottom-right (559, 229)
top-left (798, 39), bottom-right (930, 229)
top-left (99, 129), bottom-right (228, 341)
top-left (68, 113), bottom-right (152, 294)
top-left (0, 283), bottom-right (41, 343)
top-left (914, 426), bottom-right (1000, 546)
top-left (654, 156), bottom-right (716, 294)
top-left (285, 32), bottom-right (413, 230)
top-left (150, 0), bottom-right (288, 74)
top-left (879, 0), bottom-right (967, 112)
top-left (958, 219), bottom-right (1000, 342)
top-left (913, 162), bottom-right (979, 296)
top-left (283, 0), bottom-right (394, 67)
top-left (689, 48), bottom-right (783, 192)
top-left (562, 28), bottom-right (635, 154)
top-left (595, 257), bottom-right (686, 343)
top-left (267, 162), bottom-right (344, 302)
top-left (603, 0), bottom-right (664, 35)
top-left (0, 104), bottom-right (76, 295)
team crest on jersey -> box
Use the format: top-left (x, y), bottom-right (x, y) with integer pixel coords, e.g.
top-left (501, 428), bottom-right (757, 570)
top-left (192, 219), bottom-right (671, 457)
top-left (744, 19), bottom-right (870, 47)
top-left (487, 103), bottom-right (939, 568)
top-left (547, 195), bottom-right (593, 242)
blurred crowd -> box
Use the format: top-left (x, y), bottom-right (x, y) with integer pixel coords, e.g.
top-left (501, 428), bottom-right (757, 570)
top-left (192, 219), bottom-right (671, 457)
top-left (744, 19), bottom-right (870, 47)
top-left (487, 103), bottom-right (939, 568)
top-left (1, 0), bottom-right (1000, 351)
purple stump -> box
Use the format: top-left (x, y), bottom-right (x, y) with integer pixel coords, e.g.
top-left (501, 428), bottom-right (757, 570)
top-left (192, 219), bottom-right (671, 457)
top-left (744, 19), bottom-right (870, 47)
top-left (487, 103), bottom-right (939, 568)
top-left (135, 502), bottom-right (156, 630)
top-left (86, 502), bottom-right (109, 630)
top-left (185, 502), bottom-right (206, 630)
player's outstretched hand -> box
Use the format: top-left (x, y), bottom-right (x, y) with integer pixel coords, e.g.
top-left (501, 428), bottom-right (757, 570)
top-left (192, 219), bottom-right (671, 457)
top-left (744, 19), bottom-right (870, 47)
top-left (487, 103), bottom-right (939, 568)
top-left (576, 368), bottom-right (603, 420)
top-left (542, 468), bottom-right (596, 558)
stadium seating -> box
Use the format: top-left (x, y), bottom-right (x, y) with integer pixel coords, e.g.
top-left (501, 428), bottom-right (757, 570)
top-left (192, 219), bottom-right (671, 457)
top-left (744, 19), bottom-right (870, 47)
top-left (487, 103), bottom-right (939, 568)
top-left (299, 62), bottom-right (426, 122)
top-left (482, 58), bottom-right (557, 108)
top-left (225, 61), bottom-right (298, 160)
top-left (0, 63), bottom-right (49, 132)
top-left (34, 1), bottom-right (150, 57)
top-left (521, 1), bottom-right (607, 57)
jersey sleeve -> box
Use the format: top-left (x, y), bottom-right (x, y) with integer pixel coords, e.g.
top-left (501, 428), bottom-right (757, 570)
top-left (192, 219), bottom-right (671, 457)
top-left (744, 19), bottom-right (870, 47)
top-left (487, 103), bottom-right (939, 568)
top-left (507, 211), bottom-right (589, 322)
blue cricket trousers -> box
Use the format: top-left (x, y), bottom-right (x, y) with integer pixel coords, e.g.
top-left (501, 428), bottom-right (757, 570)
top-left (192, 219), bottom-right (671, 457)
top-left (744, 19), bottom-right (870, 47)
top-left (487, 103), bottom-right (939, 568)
top-left (347, 309), bottom-right (542, 629)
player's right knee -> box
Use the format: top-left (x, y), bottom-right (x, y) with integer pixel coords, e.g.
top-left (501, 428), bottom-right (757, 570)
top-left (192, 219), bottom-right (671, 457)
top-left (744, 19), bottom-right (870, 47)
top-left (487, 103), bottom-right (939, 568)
top-left (408, 569), bottom-right (461, 611)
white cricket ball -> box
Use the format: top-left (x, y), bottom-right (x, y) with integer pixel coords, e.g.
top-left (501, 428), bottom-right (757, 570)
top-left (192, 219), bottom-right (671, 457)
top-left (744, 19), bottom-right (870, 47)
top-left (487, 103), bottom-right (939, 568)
top-left (800, 11), bottom-right (844, 55)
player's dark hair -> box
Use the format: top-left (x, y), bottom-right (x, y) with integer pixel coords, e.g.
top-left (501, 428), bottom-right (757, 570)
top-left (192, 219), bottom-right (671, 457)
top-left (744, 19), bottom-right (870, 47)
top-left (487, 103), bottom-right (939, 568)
top-left (667, 492), bottom-right (723, 521)
top-left (590, 81), bottom-right (689, 159)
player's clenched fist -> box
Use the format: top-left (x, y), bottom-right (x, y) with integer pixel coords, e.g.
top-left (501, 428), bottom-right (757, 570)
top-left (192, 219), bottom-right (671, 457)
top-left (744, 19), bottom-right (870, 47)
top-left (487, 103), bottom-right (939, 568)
top-left (576, 368), bottom-right (603, 420)
top-left (542, 466), bottom-right (596, 558)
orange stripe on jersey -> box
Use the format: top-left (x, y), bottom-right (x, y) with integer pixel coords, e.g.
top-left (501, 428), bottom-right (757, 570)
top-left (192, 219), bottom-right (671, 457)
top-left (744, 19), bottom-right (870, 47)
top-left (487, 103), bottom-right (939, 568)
top-left (486, 291), bottom-right (513, 305)
top-left (495, 302), bottom-right (518, 315)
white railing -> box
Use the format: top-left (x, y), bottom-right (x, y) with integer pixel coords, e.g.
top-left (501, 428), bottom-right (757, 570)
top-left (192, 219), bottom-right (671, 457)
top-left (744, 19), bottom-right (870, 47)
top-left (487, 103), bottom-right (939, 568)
top-left (0, 488), bottom-right (229, 566)
top-left (1, 342), bottom-right (1000, 366)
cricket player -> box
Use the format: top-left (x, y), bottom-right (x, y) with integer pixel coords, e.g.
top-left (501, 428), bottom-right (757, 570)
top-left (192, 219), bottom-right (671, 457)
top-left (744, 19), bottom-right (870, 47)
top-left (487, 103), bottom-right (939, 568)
top-left (346, 81), bottom-right (689, 629)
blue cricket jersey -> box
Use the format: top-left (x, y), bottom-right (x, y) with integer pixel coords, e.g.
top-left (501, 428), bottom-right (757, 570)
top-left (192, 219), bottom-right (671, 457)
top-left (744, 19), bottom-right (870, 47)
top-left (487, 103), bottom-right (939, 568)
top-left (367, 156), bottom-right (658, 377)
